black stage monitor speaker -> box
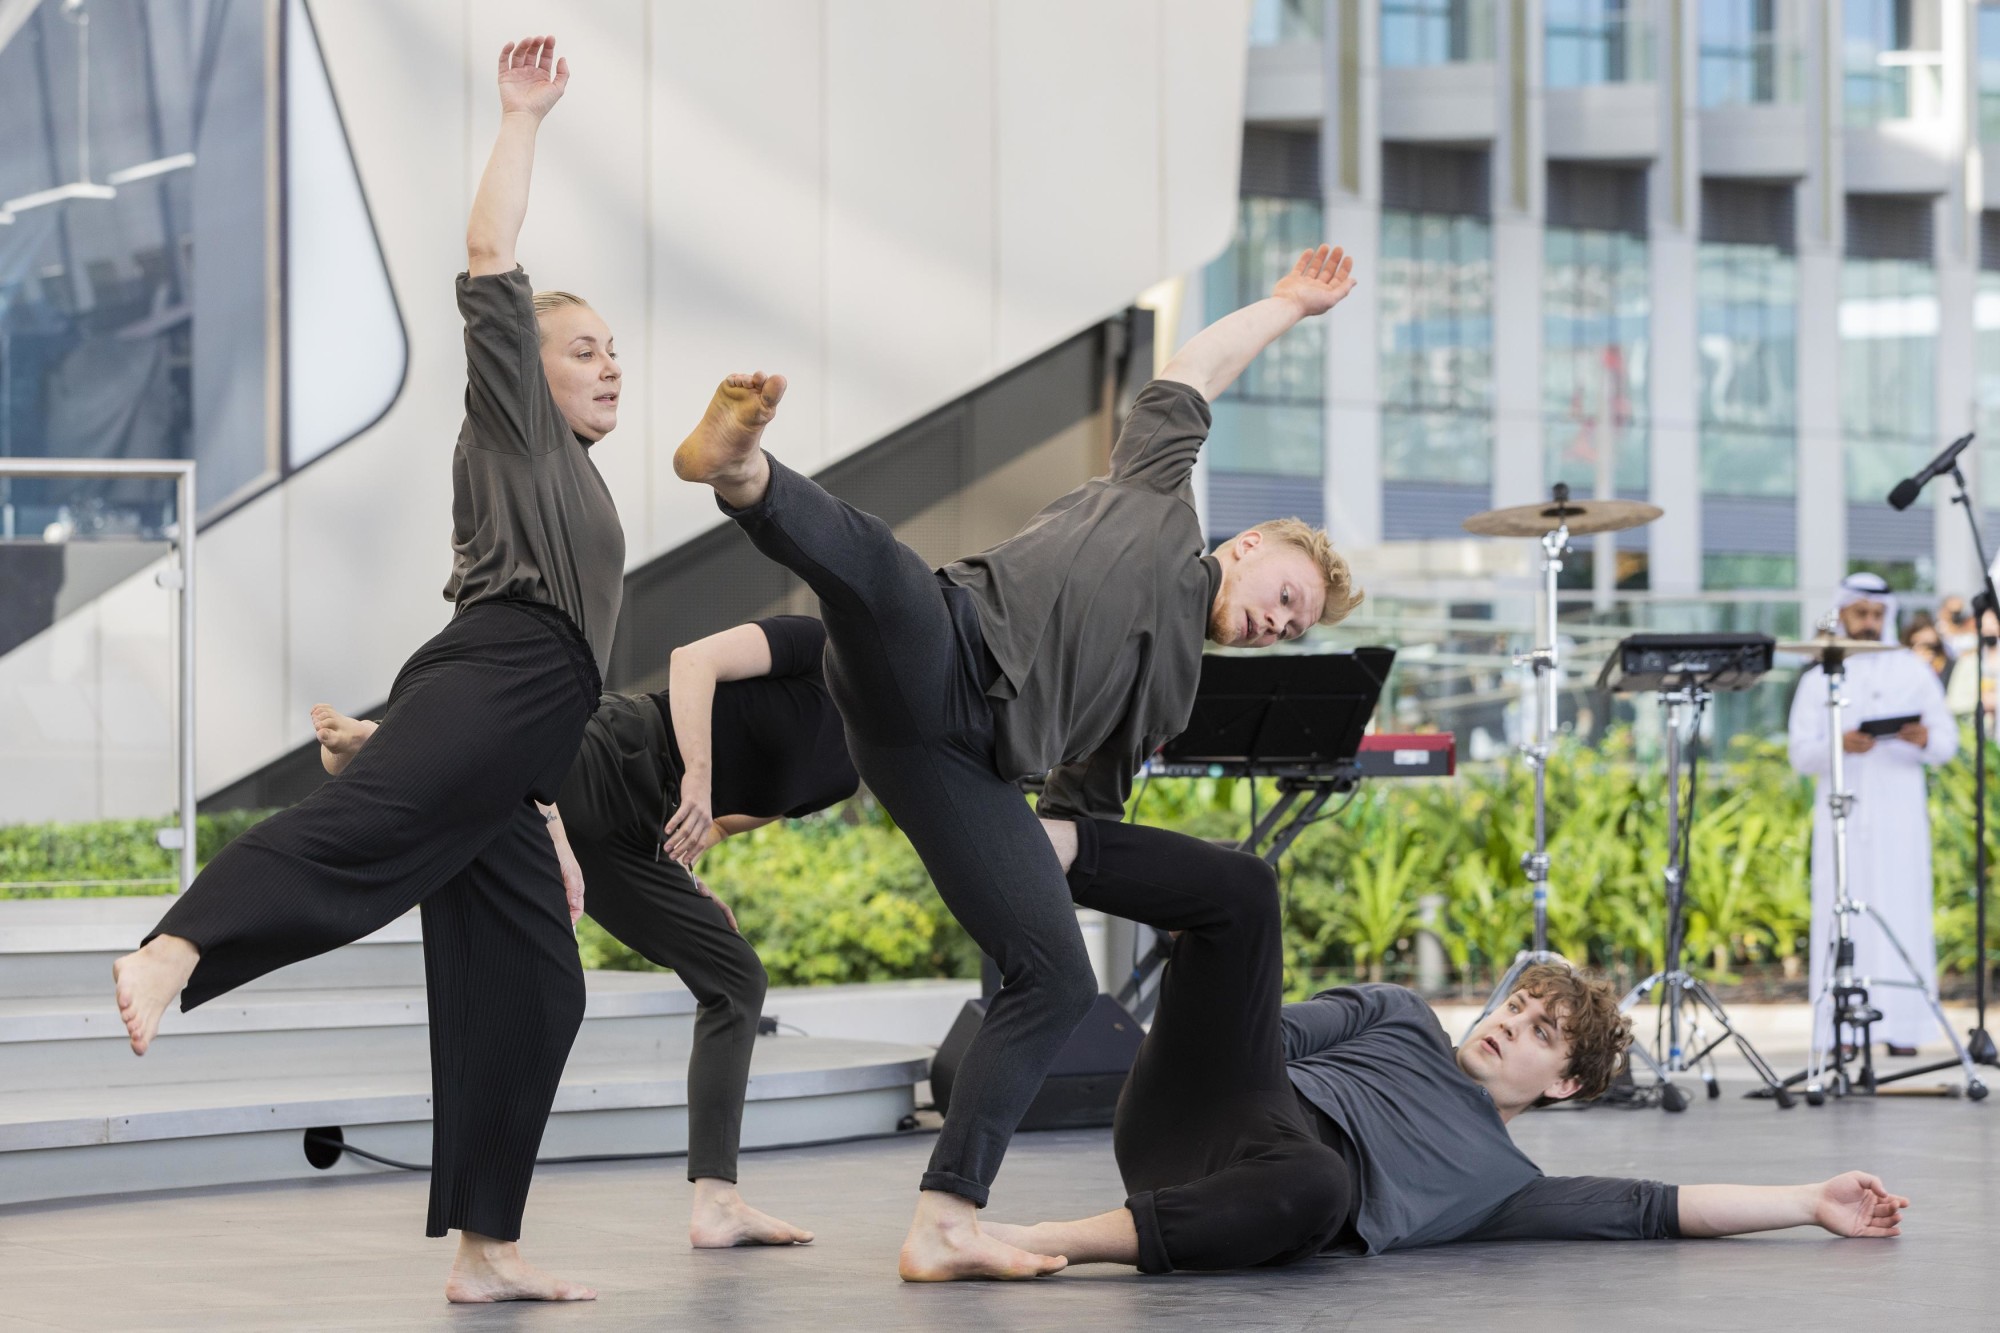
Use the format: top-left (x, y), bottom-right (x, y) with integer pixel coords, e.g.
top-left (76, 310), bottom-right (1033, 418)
top-left (929, 993), bottom-right (1144, 1130)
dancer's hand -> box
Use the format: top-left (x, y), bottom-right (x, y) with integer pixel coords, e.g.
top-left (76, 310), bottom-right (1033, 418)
top-left (692, 875), bottom-right (738, 934)
top-left (663, 784), bottom-right (715, 867)
top-left (1813, 1172), bottom-right (1907, 1237)
top-left (545, 813), bottom-right (586, 924)
top-left (1272, 245), bottom-right (1356, 318)
top-left (496, 35), bottom-right (569, 120)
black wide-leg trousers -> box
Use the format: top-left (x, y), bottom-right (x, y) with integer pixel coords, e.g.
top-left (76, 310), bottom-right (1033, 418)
top-left (722, 455), bottom-right (1097, 1206)
top-left (557, 698), bottom-right (768, 1184)
top-left (1064, 818), bottom-right (1355, 1273)
top-left (147, 601), bottom-right (598, 1241)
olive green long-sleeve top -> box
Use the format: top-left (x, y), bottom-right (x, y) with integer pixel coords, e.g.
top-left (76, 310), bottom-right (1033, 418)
top-left (940, 379), bottom-right (1219, 822)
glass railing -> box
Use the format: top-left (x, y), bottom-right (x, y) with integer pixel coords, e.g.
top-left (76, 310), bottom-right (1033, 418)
top-left (1845, 51), bottom-right (1945, 125)
top-left (1699, 32), bottom-right (1804, 106)
top-left (1382, 0), bottom-right (1497, 67)
top-left (1249, 0), bottom-right (1324, 46)
top-left (1546, 0), bottom-right (1657, 87)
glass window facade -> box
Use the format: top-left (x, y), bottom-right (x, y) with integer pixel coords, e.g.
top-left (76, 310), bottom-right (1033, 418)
top-left (1201, 196), bottom-right (1326, 543)
top-left (1543, 225), bottom-right (1649, 499)
top-left (1980, 2), bottom-right (2000, 141)
top-left (1974, 265), bottom-right (2000, 514)
top-left (1546, 0), bottom-right (1655, 87)
top-left (1379, 209), bottom-right (1493, 485)
top-left (1844, 0), bottom-right (1940, 126)
top-left (1697, 240), bottom-right (1798, 589)
top-left (1699, 0), bottom-right (1802, 107)
top-left (1382, 0), bottom-right (1496, 67)
top-left (1841, 257), bottom-right (1937, 502)
top-left (1248, 0), bottom-right (1324, 46)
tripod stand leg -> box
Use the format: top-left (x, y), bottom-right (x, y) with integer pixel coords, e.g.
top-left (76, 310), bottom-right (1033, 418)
top-left (1683, 977), bottom-right (1795, 1108)
top-left (1855, 904), bottom-right (1988, 1098)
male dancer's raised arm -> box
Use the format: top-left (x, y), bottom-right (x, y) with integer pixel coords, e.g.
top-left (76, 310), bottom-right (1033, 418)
top-left (1155, 244), bottom-right (1355, 401)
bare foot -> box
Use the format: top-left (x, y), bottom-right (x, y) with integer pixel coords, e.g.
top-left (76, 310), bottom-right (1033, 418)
top-left (310, 704), bottom-right (377, 776)
top-left (444, 1233), bottom-right (596, 1304)
top-left (977, 1220), bottom-right (1059, 1257)
top-left (671, 372), bottom-right (786, 507)
top-left (897, 1192), bottom-right (1065, 1281)
top-left (111, 934), bottom-right (200, 1056)
top-left (689, 1180), bottom-right (814, 1248)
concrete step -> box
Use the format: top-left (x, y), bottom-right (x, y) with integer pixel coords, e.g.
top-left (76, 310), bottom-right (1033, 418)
top-left (1, 972), bottom-right (700, 1091)
top-left (0, 1034), bottom-right (932, 1207)
top-left (0, 897), bottom-right (426, 997)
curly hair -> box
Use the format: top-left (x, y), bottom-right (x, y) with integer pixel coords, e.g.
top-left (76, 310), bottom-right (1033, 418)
top-left (1513, 962), bottom-right (1630, 1103)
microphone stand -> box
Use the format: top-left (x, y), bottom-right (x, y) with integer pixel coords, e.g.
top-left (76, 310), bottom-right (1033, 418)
top-left (1888, 462), bottom-right (2000, 1080)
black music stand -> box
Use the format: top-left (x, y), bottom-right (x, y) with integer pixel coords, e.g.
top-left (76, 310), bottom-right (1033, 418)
top-left (1115, 648), bottom-right (1394, 1020)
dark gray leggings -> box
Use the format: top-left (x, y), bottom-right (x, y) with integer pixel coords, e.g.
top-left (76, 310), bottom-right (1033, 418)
top-left (557, 698), bottom-right (768, 1184)
top-left (722, 455), bottom-right (1098, 1206)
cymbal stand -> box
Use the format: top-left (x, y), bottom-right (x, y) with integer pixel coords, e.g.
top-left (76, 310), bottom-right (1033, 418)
top-left (1466, 513), bottom-right (1570, 1036)
top-left (1619, 683), bottom-right (1793, 1110)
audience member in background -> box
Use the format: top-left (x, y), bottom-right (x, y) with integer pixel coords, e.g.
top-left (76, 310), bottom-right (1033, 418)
top-left (1938, 595), bottom-right (1977, 661)
top-left (1902, 612), bottom-right (1950, 685)
top-left (1947, 607), bottom-right (2000, 731)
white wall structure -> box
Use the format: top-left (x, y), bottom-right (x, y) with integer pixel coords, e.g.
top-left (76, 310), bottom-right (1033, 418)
top-left (1, 0), bottom-right (1251, 815)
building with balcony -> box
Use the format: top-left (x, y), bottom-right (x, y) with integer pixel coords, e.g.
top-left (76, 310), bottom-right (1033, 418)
top-left (1206, 0), bottom-right (2000, 745)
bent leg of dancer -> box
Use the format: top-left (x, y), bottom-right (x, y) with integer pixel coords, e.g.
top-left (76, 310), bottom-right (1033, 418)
top-left (677, 375), bottom-right (1088, 1280)
top-left (571, 837), bottom-right (812, 1248)
top-left (112, 605), bottom-right (600, 1301)
top-left (988, 818), bottom-right (1354, 1272)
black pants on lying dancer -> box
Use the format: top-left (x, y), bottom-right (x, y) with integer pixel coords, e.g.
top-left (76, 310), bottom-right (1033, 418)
top-left (987, 817), bottom-right (1912, 1271)
top-left (313, 614), bottom-right (854, 1248)
top-left (674, 243), bottom-right (1365, 1281)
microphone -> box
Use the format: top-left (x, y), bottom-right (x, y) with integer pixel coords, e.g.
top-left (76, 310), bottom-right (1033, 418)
top-left (1887, 432), bottom-right (1975, 510)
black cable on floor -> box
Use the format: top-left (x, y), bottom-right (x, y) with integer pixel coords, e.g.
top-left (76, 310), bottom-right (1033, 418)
top-left (306, 1122), bottom-right (937, 1175)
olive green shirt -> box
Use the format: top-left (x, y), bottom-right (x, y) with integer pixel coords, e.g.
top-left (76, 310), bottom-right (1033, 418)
top-left (941, 379), bottom-right (1220, 821)
top-left (445, 267), bottom-right (625, 675)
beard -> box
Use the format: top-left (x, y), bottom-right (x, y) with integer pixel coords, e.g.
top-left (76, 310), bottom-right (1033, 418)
top-left (1207, 599), bottom-right (1235, 644)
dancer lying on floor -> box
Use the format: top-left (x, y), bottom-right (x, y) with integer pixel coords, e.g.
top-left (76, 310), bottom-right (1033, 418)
top-left (112, 36), bottom-right (619, 1303)
top-left (312, 614), bottom-right (853, 1251)
top-left (988, 815), bottom-right (1909, 1272)
top-left (671, 244), bottom-right (1366, 1280)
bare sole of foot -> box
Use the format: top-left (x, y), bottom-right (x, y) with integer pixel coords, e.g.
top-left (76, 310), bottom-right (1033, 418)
top-left (671, 373), bottom-right (786, 487)
top-left (310, 704), bottom-right (374, 777)
top-left (690, 1200), bottom-right (815, 1248)
top-left (444, 1252), bottom-right (596, 1303)
top-left (111, 937), bottom-right (197, 1056)
top-left (897, 1226), bottom-right (1066, 1282)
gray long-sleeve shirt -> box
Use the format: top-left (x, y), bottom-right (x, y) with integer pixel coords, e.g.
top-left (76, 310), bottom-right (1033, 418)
top-left (940, 379), bottom-right (1219, 822)
top-left (446, 267), bottom-right (625, 676)
top-left (1283, 984), bottom-right (1680, 1255)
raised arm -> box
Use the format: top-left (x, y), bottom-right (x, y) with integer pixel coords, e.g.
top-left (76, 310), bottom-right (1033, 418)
top-left (661, 623), bottom-right (777, 865)
top-left (1156, 244), bottom-right (1356, 402)
top-left (466, 36), bottom-right (569, 276)
top-left (1677, 1174), bottom-right (1907, 1239)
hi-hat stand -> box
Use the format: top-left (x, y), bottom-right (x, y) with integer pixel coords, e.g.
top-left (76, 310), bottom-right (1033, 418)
top-left (1760, 631), bottom-right (1988, 1104)
top-left (1619, 684), bottom-right (1793, 1110)
top-left (1464, 516), bottom-right (1571, 1033)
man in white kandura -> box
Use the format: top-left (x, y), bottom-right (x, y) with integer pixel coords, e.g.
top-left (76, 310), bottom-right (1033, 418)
top-left (1787, 572), bottom-right (1957, 1059)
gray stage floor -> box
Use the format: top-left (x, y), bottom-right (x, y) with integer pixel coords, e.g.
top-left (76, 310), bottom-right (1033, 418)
top-left (4, 1088), bottom-right (1993, 1332)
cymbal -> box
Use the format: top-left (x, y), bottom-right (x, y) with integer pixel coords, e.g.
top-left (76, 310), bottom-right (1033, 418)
top-left (1462, 497), bottom-right (1664, 538)
top-left (1775, 637), bottom-right (1899, 659)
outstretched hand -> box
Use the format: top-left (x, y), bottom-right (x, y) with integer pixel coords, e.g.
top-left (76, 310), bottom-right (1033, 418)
top-left (1272, 245), bottom-right (1356, 318)
top-left (497, 35), bottom-right (569, 119)
top-left (1815, 1172), bottom-right (1908, 1238)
